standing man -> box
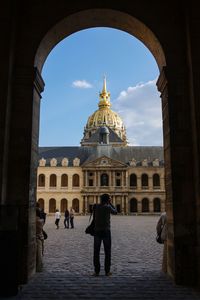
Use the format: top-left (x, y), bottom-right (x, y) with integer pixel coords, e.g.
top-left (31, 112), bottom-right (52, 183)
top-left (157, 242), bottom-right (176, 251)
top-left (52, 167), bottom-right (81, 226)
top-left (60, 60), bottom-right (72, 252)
top-left (64, 208), bottom-right (70, 228)
top-left (93, 193), bottom-right (117, 276)
top-left (69, 207), bottom-right (75, 229)
top-left (55, 209), bottom-right (61, 229)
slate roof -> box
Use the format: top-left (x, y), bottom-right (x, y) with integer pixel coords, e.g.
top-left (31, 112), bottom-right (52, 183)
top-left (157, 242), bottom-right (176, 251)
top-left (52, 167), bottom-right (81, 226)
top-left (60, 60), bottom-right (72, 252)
top-left (39, 145), bottom-right (164, 167)
top-left (82, 127), bottom-right (124, 144)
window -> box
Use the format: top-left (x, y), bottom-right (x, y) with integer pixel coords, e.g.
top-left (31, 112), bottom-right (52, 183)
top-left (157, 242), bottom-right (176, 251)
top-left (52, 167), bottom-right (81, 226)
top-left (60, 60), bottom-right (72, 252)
top-left (50, 174), bottom-right (57, 187)
top-left (130, 198), bottom-right (137, 212)
top-left (61, 174), bottom-right (68, 187)
top-left (141, 174), bottom-right (148, 188)
top-left (72, 174), bottom-right (80, 187)
top-left (89, 179), bottom-right (93, 186)
top-left (116, 179), bottom-right (121, 186)
top-left (130, 174), bottom-right (137, 188)
top-left (101, 173), bottom-right (109, 186)
top-left (153, 174), bottom-right (160, 188)
top-left (72, 198), bottom-right (79, 213)
top-left (142, 198), bottom-right (149, 212)
top-left (153, 198), bottom-right (161, 212)
top-left (49, 198), bottom-right (56, 213)
top-left (61, 198), bottom-right (68, 212)
top-left (38, 174), bottom-right (45, 187)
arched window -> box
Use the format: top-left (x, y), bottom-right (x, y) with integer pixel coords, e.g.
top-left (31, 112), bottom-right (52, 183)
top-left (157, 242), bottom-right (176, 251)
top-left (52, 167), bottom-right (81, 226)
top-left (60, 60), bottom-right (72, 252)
top-left (61, 174), bottom-right (68, 187)
top-left (153, 174), bottom-right (160, 188)
top-left (142, 198), bottom-right (149, 212)
top-left (61, 198), bottom-right (68, 212)
top-left (141, 174), bottom-right (148, 188)
top-left (72, 198), bottom-right (79, 213)
top-left (38, 198), bottom-right (44, 210)
top-left (50, 174), bottom-right (57, 187)
top-left (101, 173), bottom-right (109, 186)
top-left (130, 198), bottom-right (138, 212)
top-left (72, 174), bottom-right (79, 187)
top-left (49, 198), bottom-right (56, 213)
top-left (130, 174), bottom-right (137, 188)
top-left (38, 174), bottom-right (45, 187)
top-left (153, 198), bottom-right (161, 212)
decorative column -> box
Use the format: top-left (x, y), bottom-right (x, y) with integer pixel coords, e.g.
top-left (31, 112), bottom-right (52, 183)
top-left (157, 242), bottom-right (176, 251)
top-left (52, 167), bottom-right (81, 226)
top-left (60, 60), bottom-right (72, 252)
top-left (125, 196), bottom-right (129, 215)
top-left (138, 199), bottom-right (142, 213)
top-left (149, 175), bottom-right (153, 190)
top-left (121, 195), bottom-right (125, 215)
top-left (85, 170), bottom-right (88, 187)
top-left (85, 195), bottom-right (88, 214)
top-left (137, 176), bottom-right (141, 191)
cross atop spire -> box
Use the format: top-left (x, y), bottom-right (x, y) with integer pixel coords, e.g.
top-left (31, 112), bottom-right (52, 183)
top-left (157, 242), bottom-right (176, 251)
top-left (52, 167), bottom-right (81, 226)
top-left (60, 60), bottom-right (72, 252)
top-left (102, 75), bottom-right (107, 94)
top-left (98, 76), bottom-right (111, 109)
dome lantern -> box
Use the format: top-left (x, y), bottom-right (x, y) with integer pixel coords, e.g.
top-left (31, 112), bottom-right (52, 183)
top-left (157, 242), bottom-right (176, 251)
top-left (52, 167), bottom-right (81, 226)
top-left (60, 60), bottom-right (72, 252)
top-left (81, 77), bottom-right (127, 147)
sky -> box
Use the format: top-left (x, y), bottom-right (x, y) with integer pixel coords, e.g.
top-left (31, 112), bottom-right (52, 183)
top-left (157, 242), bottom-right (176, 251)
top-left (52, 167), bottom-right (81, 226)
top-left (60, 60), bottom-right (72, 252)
top-left (39, 27), bottom-right (163, 147)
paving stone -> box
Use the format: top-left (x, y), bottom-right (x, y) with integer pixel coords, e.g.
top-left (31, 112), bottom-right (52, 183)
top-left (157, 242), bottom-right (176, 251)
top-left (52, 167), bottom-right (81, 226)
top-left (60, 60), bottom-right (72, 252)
top-left (3, 216), bottom-right (200, 300)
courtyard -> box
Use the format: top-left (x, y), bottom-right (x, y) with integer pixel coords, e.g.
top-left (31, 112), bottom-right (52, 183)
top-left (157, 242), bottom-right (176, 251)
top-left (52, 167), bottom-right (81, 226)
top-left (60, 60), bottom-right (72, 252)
top-left (9, 216), bottom-right (200, 300)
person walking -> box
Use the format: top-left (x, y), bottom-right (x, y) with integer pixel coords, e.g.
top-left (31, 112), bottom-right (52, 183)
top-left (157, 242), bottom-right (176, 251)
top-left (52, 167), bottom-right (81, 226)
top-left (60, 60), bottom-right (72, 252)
top-left (55, 208), bottom-right (61, 229)
top-left (40, 208), bottom-right (47, 224)
top-left (92, 193), bottom-right (117, 277)
top-left (69, 207), bottom-right (75, 228)
top-left (64, 208), bottom-right (70, 228)
top-left (156, 212), bottom-right (167, 272)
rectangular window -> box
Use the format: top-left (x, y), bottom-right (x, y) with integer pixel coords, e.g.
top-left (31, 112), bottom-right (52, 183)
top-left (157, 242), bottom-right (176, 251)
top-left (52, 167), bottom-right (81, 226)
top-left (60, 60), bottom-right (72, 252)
top-left (116, 179), bottom-right (121, 186)
top-left (89, 179), bottom-right (93, 186)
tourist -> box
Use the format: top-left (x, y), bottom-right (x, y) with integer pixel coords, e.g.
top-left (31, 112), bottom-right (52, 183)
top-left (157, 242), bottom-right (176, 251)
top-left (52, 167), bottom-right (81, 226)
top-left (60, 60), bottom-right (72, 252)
top-left (40, 208), bottom-right (47, 224)
top-left (64, 208), bottom-right (70, 228)
top-left (55, 208), bottom-right (61, 229)
top-left (92, 193), bottom-right (117, 276)
top-left (69, 207), bottom-right (75, 228)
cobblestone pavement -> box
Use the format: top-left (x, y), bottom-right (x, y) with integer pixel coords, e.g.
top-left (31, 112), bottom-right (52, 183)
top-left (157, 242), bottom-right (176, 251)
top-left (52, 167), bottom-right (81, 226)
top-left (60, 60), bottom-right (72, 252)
top-left (5, 216), bottom-right (200, 299)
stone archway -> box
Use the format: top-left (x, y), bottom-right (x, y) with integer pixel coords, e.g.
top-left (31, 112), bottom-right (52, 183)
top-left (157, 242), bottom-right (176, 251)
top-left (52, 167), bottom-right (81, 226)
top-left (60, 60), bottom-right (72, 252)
top-left (1, 3), bottom-right (199, 295)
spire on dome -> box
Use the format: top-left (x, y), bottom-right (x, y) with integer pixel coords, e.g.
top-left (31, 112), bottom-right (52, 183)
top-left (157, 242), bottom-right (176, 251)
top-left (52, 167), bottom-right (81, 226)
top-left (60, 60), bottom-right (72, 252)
top-left (102, 75), bottom-right (107, 94)
top-left (98, 76), bottom-right (111, 109)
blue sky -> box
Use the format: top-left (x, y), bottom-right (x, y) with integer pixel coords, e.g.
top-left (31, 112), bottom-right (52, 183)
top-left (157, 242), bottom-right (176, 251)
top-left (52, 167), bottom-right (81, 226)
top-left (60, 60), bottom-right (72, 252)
top-left (39, 27), bottom-right (163, 146)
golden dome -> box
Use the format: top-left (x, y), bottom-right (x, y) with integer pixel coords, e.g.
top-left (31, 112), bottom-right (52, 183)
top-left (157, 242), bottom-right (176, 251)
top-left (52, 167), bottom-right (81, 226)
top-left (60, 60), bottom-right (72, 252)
top-left (86, 77), bottom-right (124, 130)
top-left (87, 108), bottom-right (123, 129)
top-left (81, 77), bottom-right (127, 146)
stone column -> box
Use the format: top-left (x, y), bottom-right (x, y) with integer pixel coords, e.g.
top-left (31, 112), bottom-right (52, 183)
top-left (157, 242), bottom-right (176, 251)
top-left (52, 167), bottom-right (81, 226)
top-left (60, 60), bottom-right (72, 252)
top-left (85, 170), bottom-right (88, 187)
top-left (149, 176), bottom-right (153, 190)
top-left (137, 200), bottom-right (142, 213)
top-left (125, 196), bottom-right (129, 214)
top-left (121, 195), bottom-right (125, 214)
top-left (137, 176), bottom-right (141, 191)
top-left (85, 196), bottom-right (88, 214)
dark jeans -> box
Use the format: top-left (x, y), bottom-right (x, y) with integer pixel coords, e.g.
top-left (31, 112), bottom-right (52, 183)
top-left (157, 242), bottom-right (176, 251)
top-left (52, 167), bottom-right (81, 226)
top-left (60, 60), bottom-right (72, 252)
top-left (64, 217), bottom-right (69, 228)
top-left (93, 230), bottom-right (111, 274)
top-left (70, 217), bottom-right (74, 228)
top-left (55, 219), bottom-right (60, 228)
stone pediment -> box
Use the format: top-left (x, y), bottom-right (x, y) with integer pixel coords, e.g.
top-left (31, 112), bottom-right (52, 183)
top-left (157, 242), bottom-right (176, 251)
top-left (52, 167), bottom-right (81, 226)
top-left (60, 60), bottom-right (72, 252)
top-left (83, 155), bottom-right (127, 168)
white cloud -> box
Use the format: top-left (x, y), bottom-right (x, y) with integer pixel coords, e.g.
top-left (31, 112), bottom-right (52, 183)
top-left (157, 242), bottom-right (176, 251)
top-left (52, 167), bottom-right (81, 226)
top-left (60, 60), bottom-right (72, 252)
top-left (112, 79), bottom-right (163, 146)
top-left (72, 80), bottom-right (93, 89)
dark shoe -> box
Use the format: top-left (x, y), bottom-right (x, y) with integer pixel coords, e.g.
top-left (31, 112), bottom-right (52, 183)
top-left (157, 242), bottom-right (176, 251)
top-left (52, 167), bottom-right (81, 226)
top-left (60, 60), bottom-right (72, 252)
top-left (92, 272), bottom-right (99, 277)
top-left (105, 272), bottom-right (112, 276)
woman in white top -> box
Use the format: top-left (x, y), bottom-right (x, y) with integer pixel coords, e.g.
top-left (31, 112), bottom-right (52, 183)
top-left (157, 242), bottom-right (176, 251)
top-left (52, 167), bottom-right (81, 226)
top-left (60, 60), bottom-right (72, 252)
top-left (55, 209), bottom-right (61, 229)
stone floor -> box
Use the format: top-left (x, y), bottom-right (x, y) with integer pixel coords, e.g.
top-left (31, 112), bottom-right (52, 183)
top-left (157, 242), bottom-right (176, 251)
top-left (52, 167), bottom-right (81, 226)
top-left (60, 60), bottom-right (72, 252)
top-left (4, 216), bottom-right (200, 299)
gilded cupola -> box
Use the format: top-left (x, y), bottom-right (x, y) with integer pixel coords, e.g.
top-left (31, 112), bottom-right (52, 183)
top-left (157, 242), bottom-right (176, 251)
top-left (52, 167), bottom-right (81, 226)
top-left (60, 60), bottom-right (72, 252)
top-left (81, 77), bottom-right (127, 147)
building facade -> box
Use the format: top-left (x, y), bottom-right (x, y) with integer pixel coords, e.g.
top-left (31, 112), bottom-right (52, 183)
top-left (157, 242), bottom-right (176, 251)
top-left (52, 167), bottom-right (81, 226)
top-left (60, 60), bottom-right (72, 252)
top-left (37, 79), bottom-right (165, 214)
